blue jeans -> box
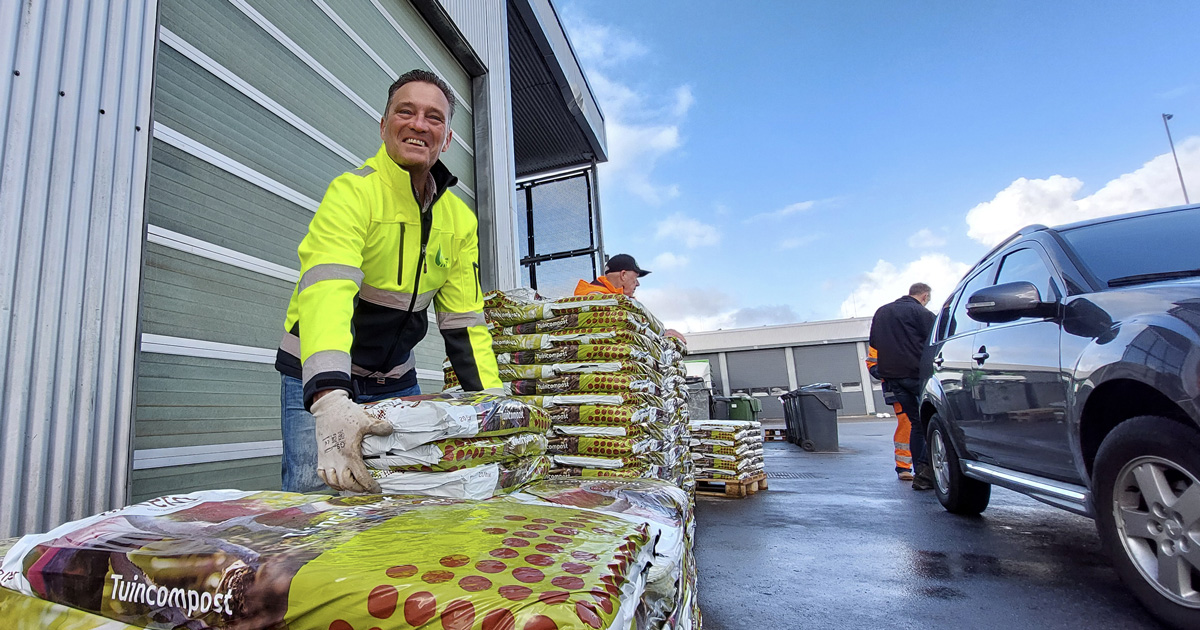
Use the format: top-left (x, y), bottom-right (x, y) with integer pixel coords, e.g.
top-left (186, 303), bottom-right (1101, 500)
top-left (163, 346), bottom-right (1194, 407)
top-left (885, 377), bottom-right (927, 468)
top-left (280, 374), bottom-right (421, 492)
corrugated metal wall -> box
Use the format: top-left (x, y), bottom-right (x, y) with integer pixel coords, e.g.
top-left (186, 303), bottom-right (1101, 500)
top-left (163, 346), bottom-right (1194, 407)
top-left (0, 0), bottom-right (158, 538)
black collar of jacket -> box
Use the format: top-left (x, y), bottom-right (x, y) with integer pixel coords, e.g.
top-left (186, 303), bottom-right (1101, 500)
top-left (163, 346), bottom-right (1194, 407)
top-left (429, 160), bottom-right (458, 206)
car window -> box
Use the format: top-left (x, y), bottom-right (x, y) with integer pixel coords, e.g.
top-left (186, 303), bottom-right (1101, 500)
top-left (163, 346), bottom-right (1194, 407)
top-left (995, 246), bottom-right (1058, 300)
top-left (1058, 208), bottom-right (1200, 286)
top-left (934, 298), bottom-right (953, 342)
top-left (946, 263), bottom-right (994, 338)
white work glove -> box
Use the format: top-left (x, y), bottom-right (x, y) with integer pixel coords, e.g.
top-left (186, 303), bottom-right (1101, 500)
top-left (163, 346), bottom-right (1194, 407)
top-left (310, 390), bottom-right (393, 493)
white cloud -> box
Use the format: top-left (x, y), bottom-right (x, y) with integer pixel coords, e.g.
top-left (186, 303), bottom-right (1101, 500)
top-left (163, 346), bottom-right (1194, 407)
top-left (907, 228), bottom-right (946, 248)
top-left (560, 14), bottom-right (648, 69)
top-left (636, 286), bottom-right (800, 332)
top-left (965, 137), bottom-right (1200, 246)
top-left (779, 233), bottom-right (822, 250)
top-left (745, 200), bottom-right (816, 223)
top-left (560, 11), bottom-right (692, 205)
top-left (651, 252), bottom-right (689, 270)
top-left (839, 254), bottom-right (971, 319)
top-left (655, 212), bottom-right (720, 248)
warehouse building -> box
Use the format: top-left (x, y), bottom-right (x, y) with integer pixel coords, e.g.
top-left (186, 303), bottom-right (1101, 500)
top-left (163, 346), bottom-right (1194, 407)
top-left (0, 0), bottom-right (607, 537)
top-left (686, 318), bottom-right (888, 421)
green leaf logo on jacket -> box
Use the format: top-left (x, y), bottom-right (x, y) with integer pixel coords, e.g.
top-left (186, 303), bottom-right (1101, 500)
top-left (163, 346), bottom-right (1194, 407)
top-left (433, 246), bottom-right (450, 268)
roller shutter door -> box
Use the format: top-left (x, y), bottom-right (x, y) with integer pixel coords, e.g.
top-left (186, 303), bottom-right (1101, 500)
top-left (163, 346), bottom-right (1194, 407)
top-left (134, 0), bottom-right (475, 500)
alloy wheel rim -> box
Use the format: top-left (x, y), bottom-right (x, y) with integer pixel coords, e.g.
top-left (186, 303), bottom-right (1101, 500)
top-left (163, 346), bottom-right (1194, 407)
top-left (931, 429), bottom-right (950, 494)
top-left (1112, 455), bottom-right (1200, 608)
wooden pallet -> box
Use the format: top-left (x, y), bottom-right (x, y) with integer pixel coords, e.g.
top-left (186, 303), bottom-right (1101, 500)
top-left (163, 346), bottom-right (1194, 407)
top-left (695, 473), bottom-right (768, 498)
top-left (763, 428), bottom-right (788, 442)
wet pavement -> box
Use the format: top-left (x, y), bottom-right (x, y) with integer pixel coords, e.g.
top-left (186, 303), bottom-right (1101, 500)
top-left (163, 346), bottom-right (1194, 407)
top-left (693, 420), bottom-right (1164, 630)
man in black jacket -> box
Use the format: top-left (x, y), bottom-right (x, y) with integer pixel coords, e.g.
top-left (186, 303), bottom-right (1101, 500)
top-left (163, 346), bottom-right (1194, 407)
top-left (869, 283), bottom-right (936, 490)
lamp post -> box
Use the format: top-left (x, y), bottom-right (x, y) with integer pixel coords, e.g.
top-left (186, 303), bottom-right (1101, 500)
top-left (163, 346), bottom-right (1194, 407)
top-left (1162, 113), bottom-right (1190, 204)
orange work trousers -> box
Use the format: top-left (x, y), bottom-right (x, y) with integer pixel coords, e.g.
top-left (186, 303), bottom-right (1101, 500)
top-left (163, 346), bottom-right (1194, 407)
top-left (891, 402), bottom-right (912, 472)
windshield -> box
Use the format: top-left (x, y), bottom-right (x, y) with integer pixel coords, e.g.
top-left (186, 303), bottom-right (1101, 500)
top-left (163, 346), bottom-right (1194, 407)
top-left (1057, 208), bottom-right (1200, 287)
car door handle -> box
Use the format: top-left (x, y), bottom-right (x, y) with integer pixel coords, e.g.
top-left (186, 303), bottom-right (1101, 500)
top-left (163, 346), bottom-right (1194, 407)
top-left (972, 346), bottom-right (989, 363)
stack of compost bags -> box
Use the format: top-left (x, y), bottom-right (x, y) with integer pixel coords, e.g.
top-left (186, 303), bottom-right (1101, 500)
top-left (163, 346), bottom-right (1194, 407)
top-left (688, 419), bottom-right (765, 481)
top-left (0, 490), bottom-right (657, 629)
top-left (506, 478), bottom-right (701, 630)
top-left (444, 290), bottom-right (694, 491)
top-left (358, 392), bottom-right (553, 499)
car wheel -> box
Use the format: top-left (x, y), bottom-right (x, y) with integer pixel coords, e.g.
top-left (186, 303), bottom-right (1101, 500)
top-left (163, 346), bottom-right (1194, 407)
top-left (1094, 415), bottom-right (1200, 630)
top-left (927, 414), bottom-right (990, 515)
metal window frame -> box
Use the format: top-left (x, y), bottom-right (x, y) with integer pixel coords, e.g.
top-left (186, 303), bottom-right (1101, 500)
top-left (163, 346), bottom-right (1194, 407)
top-left (515, 165), bottom-right (602, 289)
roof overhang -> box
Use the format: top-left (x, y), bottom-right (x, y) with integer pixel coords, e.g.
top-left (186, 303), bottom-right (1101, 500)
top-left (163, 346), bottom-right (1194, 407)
top-left (508, 0), bottom-right (607, 178)
top-left (686, 318), bottom-right (873, 354)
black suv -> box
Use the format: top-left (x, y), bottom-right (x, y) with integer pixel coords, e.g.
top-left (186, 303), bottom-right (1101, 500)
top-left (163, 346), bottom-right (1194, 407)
top-left (920, 204), bottom-right (1200, 629)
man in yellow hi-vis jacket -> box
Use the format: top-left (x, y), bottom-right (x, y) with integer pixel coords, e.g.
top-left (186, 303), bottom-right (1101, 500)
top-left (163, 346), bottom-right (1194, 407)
top-left (866, 345), bottom-right (914, 480)
top-left (274, 69), bottom-right (500, 494)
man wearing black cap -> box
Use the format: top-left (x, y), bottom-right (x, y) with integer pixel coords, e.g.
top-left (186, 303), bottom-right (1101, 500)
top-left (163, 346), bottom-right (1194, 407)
top-left (574, 253), bottom-right (649, 297)
top-left (574, 254), bottom-right (686, 341)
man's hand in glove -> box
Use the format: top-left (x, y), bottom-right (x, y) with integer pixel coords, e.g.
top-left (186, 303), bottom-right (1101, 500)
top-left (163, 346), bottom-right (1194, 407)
top-left (310, 389), bottom-right (393, 493)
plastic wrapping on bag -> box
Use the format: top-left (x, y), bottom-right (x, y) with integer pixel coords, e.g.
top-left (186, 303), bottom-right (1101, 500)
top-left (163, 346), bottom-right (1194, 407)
top-left (504, 479), bottom-right (690, 587)
top-left (689, 441), bottom-right (759, 458)
top-left (544, 404), bottom-right (665, 428)
top-left (548, 464), bottom-right (658, 479)
top-left (484, 291), bottom-right (664, 335)
top-left (366, 434), bottom-right (548, 472)
top-left (491, 329), bottom-right (662, 356)
top-left (444, 362), bottom-right (665, 391)
top-left (371, 455), bottom-right (552, 499)
top-left (687, 427), bottom-right (758, 443)
top-left (547, 435), bottom-right (660, 458)
top-left (1, 490), bottom-right (654, 630)
top-left (361, 393), bottom-right (550, 454)
top-left (515, 393), bottom-right (664, 410)
top-left (508, 374), bottom-right (659, 396)
top-left (688, 419), bottom-right (761, 432)
top-left (690, 455), bottom-right (757, 472)
top-left (497, 344), bottom-right (663, 367)
top-left (499, 310), bottom-right (658, 337)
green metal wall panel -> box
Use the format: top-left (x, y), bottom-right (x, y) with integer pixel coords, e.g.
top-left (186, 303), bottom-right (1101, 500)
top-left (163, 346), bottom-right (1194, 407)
top-left (135, 354), bottom-right (280, 450)
top-left (240, 0), bottom-right (475, 192)
top-left (140, 243), bottom-right (293, 349)
top-left (160, 0), bottom-right (381, 161)
top-left (147, 140), bottom-right (308, 270)
top-left (131, 458), bottom-right (282, 503)
top-left (154, 45), bottom-right (348, 201)
top-left (377, 0), bottom-right (473, 99)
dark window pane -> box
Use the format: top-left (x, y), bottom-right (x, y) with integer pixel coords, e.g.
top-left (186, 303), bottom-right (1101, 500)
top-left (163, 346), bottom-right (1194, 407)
top-left (996, 247), bottom-right (1055, 299)
top-left (1059, 208), bottom-right (1200, 285)
top-left (948, 264), bottom-right (994, 338)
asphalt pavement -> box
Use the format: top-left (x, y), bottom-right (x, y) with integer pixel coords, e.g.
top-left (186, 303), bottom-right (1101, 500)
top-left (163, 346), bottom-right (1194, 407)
top-left (693, 419), bottom-right (1165, 630)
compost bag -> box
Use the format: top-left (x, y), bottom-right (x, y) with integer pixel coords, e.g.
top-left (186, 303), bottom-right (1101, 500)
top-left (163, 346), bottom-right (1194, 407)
top-left (0, 490), bottom-right (655, 630)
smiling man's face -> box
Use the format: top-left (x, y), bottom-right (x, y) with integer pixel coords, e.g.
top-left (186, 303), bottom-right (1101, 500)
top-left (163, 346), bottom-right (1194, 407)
top-left (380, 80), bottom-right (452, 178)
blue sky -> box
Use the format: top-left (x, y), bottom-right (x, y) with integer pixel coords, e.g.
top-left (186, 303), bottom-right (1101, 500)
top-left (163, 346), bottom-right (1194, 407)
top-left (556, 1), bottom-right (1200, 331)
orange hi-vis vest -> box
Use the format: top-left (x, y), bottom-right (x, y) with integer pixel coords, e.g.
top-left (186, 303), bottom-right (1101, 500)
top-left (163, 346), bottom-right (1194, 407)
top-left (573, 276), bottom-right (621, 296)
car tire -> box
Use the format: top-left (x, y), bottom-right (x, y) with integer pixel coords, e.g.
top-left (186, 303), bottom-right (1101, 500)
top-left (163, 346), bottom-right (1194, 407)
top-left (927, 414), bottom-right (990, 515)
top-left (1093, 415), bottom-right (1200, 630)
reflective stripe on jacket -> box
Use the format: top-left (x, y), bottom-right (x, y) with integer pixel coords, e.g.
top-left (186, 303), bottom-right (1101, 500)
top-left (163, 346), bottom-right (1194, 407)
top-left (573, 276), bottom-right (621, 296)
top-left (275, 144), bottom-right (500, 408)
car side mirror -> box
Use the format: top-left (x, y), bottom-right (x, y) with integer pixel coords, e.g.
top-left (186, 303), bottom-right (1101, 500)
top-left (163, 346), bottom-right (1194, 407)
top-left (966, 281), bottom-right (1054, 323)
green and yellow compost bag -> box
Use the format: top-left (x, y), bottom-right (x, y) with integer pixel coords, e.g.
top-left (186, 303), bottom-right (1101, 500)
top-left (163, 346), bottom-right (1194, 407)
top-left (0, 490), bottom-right (655, 630)
top-left (497, 311), bottom-right (656, 337)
